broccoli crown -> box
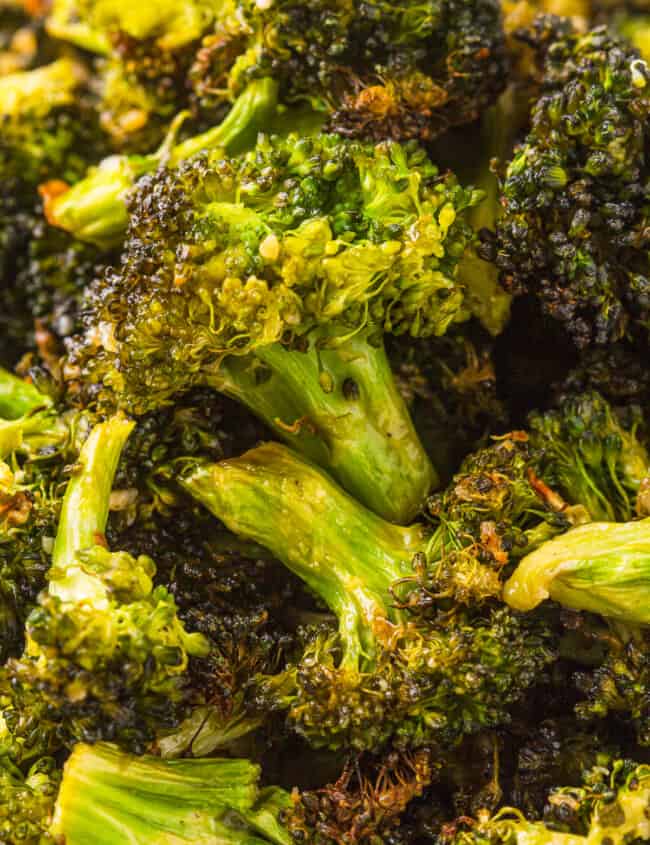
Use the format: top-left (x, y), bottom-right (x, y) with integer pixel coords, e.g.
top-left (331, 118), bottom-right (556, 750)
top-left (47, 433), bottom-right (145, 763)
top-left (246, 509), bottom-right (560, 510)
top-left (182, 442), bottom-right (556, 752)
top-left (254, 605), bottom-right (555, 753)
top-left (214, 0), bottom-right (507, 142)
top-left (528, 391), bottom-right (650, 522)
top-left (0, 756), bottom-right (60, 845)
top-left (9, 546), bottom-right (209, 750)
top-left (494, 24), bottom-right (650, 348)
top-left (0, 59), bottom-right (104, 188)
top-left (73, 133), bottom-right (480, 414)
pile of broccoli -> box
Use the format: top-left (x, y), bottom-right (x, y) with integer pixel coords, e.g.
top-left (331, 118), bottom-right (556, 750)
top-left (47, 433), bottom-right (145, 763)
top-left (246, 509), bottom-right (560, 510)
top-left (3, 0), bottom-right (650, 842)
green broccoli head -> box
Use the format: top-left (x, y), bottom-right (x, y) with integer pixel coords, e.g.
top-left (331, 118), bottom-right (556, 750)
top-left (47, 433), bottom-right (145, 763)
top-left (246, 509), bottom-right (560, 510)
top-left (0, 756), bottom-right (60, 845)
top-left (575, 630), bottom-right (650, 746)
top-left (76, 132), bottom-right (479, 408)
top-left (180, 442), bottom-right (556, 752)
top-left (494, 23), bottom-right (650, 348)
top-left (68, 133), bottom-right (480, 523)
top-left (0, 59), bottom-right (104, 189)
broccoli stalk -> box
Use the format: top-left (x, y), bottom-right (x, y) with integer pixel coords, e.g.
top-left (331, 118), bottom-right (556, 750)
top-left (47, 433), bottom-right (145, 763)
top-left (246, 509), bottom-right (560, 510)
top-left (180, 442), bottom-right (556, 751)
top-left (51, 741), bottom-right (292, 845)
top-left (212, 329), bottom-right (437, 523)
top-left (504, 517), bottom-right (650, 624)
top-left (45, 77), bottom-right (279, 247)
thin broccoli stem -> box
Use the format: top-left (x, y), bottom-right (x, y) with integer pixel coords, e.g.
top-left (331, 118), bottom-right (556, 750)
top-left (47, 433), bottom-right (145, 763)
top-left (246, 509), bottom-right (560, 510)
top-left (47, 78), bottom-right (279, 247)
top-left (0, 368), bottom-right (51, 419)
top-left (51, 414), bottom-right (134, 574)
top-left (51, 742), bottom-right (273, 845)
top-left (172, 78), bottom-right (279, 161)
top-left (180, 443), bottom-right (427, 661)
top-left (208, 330), bottom-right (437, 524)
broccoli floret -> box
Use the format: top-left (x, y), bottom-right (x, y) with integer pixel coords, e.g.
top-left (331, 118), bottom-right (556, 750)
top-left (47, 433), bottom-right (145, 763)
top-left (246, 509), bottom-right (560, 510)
top-left (492, 23), bottom-right (650, 348)
top-left (47, 0), bottom-right (507, 151)
top-left (180, 442), bottom-right (556, 752)
top-left (3, 414), bottom-right (209, 756)
top-left (528, 391), bottom-right (650, 522)
top-left (210, 0), bottom-right (507, 144)
top-left (51, 741), bottom-right (292, 845)
top-left (44, 0), bottom-right (509, 246)
top-left (66, 133), bottom-right (482, 524)
top-left (574, 629), bottom-right (650, 745)
top-left (0, 756), bottom-right (60, 845)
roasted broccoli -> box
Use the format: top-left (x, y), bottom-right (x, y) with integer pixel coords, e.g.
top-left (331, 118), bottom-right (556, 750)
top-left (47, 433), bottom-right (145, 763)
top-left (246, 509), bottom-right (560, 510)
top-left (3, 413), bottom-right (209, 757)
top-left (0, 58), bottom-right (109, 362)
top-left (490, 23), bottom-right (650, 348)
top-left (179, 441), bottom-right (557, 751)
top-left (66, 133), bottom-right (483, 523)
top-left (46, 0), bottom-right (508, 148)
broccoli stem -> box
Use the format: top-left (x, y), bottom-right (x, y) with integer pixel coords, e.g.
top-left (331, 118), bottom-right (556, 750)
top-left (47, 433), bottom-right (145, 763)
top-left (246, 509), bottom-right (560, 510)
top-left (0, 368), bottom-right (51, 419)
top-left (51, 742), bottom-right (280, 845)
top-left (47, 78), bottom-right (279, 247)
top-left (180, 442), bottom-right (427, 662)
top-left (50, 414), bottom-right (134, 581)
top-left (172, 78), bottom-right (279, 161)
top-left (504, 517), bottom-right (650, 623)
top-left (209, 330), bottom-right (437, 524)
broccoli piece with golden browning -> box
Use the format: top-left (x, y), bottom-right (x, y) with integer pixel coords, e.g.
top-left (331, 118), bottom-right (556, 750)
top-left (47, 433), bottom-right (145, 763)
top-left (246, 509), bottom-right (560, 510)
top-left (3, 414), bottom-right (209, 755)
top-left (47, 0), bottom-right (508, 147)
top-left (68, 133), bottom-right (483, 523)
top-left (179, 442), bottom-right (556, 752)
